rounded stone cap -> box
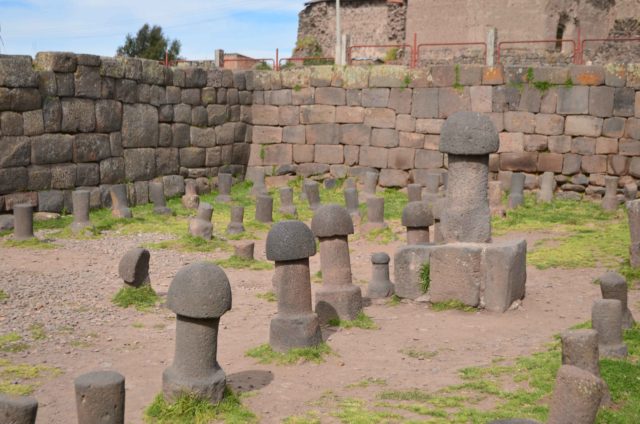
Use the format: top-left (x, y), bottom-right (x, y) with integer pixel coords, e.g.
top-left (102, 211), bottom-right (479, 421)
top-left (597, 271), bottom-right (626, 288)
top-left (401, 201), bottom-right (434, 227)
top-left (266, 220), bottom-right (316, 261)
top-left (167, 262), bottom-right (232, 318)
top-left (440, 111), bottom-right (499, 155)
top-left (311, 204), bottom-right (354, 237)
top-left (371, 252), bottom-right (390, 264)
top-left (74, 370), bottom-right (125, 389)
top-left (118, 248), bottom-right (150, 284)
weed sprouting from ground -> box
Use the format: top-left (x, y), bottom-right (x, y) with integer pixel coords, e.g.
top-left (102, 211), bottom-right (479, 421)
top-left (245, 343), bottom-right (333, 365)
top-left (112, 285), bottom-right (159, 311)
top-left (430, 300), bottom-right (476, 312)
top-left (0, 333), bottom-right (29, 353)
top-left (419, 262), bottom-right (430, 293)
top-left (386, 294), bottom-right (402, 306)
top-left (213, 256), bottom-right (273, 271)
top-left (0, 359), bottom-right (61, 396)
top-left (346, 378), bottom-right (387, 389)
top-left (328, 312), bottom-right (377, 330)
top-left (29, 324), bottom-right (46, 340)
top-left (0, 290), bottom-right (8, 301)
top-left (255, 291), bottom-right (277, 302)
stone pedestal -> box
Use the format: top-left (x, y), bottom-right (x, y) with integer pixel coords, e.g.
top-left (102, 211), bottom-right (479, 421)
top-left (344, 188), bottom-right (361, 223)
top-left (368, 252), bottom-right (394, 299)
top-left (279, 187), bottom-right (297, 217)
top-left (75, 371), bottom-right (125, 424)
top-left (538, 171), bottom-right (555, 203)
top-left (488, 181), bottom-right (505, 217)
top-left (363, 197), bottom-right (386, 231)
top-left (394, 245), bottom-right (437, 300)
top-left (628, 199), bottom-right (640, 267)
top-left (602, 176), bottom-right (619, 211)
top-left (71, 190), bottom-right (93, 234)
top-left (304, 181), bottom-right (321, 210)
top-left (110, 185), bottom-right (132, 218)
top-left (598, 271), bottom-right (635, 329)
top-left (13, 204), bottom-right (34, 241)
top-left (118, 248), bottom-right (150, 287)
top-left (182, 179), bottom-right (200, 209)
top-left (216, 173), bottom-right (233, 203)
top-left (250, 168), bottom-right (267, 196)
top-left (407, 184), bottom-right (422, 202)
top-left (189, 203), bottom-right (213, 240)
top-left (255, 194), bottom-right (273, 223)
top-left (0, 394), bottom-right (38, 424)
top-left (508, 173), bottom-right (525, 209)
top-left (547, 365), bottom-right (605, 424)
top-left (234, 241), bottom-right (254, 260)
top-left (402, 201), bottom-right (433, 245)
top-left (226, 205), bottom-right (245, 234)
top-left (363, 171), bottom-right (378, 198)
top-left (592, 299), bottom-right (628, 359)
top-left (149, 181), bottom-right (172, 215)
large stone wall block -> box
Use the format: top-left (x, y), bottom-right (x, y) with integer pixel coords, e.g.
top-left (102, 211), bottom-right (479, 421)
top-left (61, 98), bottom-right (95, 133)
top-left (0, 55), bottom-right (38, 87)
top-left (124, 148), bottom-right (156, 181)
top-left (190, 126), bottom-right (216, 148)
top-left (364, 107), bottom-right (396, 128)
top-left (504, 111), bottom-right (535, 133)
top-left (300, 105), bottom-right (335, 124)
top-left (565, 116), bottom-right (603, 137)
top-left (315, 87), bottom-right (346, 106)
top-left (359, 146), bottom-right (388, 168)
top-left (379, 169), bottom-right (409, 187)
top-left (557, 86), bottom-right (589, 115)
top-left (23, 110), bottom-right (44, 136)
top-left (121, 103), bottom-right (158, 148)
top-left (50, 163), bottom-right (76, 189)
top-left (74, 65), bottom-right (101, 98)
top-left (31, 134), bottom-right (73, 164)
top-left (500, 152), bottom-right (538, 172)
top-left (0, 167), bottom-right (28, 194)
top-left (394, 245), bottom-right (437, 300)
top-left (141, 60), bottom-right (166, 85)
top-left (35, 52), bottom-right (77, 73)
top-left (263, 144), bottom-right (293, 166)
top-left (251, 105), bottom-right (279, 125)
top-left (369, 65), bottom-right (407, 88)
top-left (73, 133), bottom-right (110, 162)
top-left (438, 87), bottom-right (471, 119)
top-left (306, 123), bottom-right (338, 145)
top-left (570, 65), bottom-right (605, 86)
top-left (11, 88), bottom-right (41, 112)
top-left (483, 240), bottom-right (527, 312)
top-left (492, 86), bottom-right (521, 112)
top-left (411, 88), bottom-right (438, 118)
top-left (362, 88), bottom-right (390, 108)
top-left (535, 114), bottom-right (564, 135)
top-left (429, 243), bottom-right (483, 307)
top-left (589, 86), bottom-right (614, 118)
top-left (0, 136), bottom-right (30, 168)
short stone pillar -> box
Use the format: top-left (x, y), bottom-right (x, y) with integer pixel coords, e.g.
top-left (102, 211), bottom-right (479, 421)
top-left (592, 299), bottom-right (627, 359)
top-left (226, 205), bottom-right (245, 234)
top-left (440, 112), bottom-right (499, 243)
top-left (402, 201), bottom-right (433, 245)
top-left (624, 181), bottom-right (637, 202)
top-left (163, 263), bottom-right (232, 403)
top-left (266, 220), bottom-right (322, 352)
top-left (598, 271), bottom-right (635, 329)
top-left (234, 241), bottom-right (254, 260)
top-left (344, 188), bottom-right (360, 220)
top-left (74, 370), bottom-right (125, 424)
top-left (324, 178), bottom-right (337, 189)
top-left (407, 184), bottom-right (422, 202)
top-left (216, 173), bottom-right (233, 203)
top-left (422, 173), bottom-right (440, 204)
top-left (279, 187), bottom-right (297, 217)
top-left (363, 171), bottom-right (378, 198)
top-left (344, 177), bottom-right (356, 190)
top-left (602, 176), bottom-right (619, 211)
top-left (182, 179), bottom-right (200, 209)
top-left (118, 248), bottom-right (150, 288)
top-left (538, 171), bottom-right (555, 203)
top-left (0, 215), bottom-right (14, 231)
top-left (304, 181), bottom-right (321, 210)
top-left (311, 204), bottom-right (362, 323)
top-left (149, 181), bottom-right (172, 215)
top-left (547, 365), bottom-right (605, 424)
top-left (13, 204), bottom-right (34, 240)
top-left (189, 202), bottom-right (213, 240)
top-left (364, 197), bottom-right (386, 231)
top-left (561, 329), bottom-right (600, 377)
top-left (368, 252), bottom-right (394, 298)
top-left (71, 190), bottom-right (93, 234)
top-left (0, 394), bottom-right (38, 424)
top-left (508, 173), bottom-right (525, 210)
top-left (628, 199), bottom-right (640, 267)
top-left (250, 169), bottom-right (267, 196)
top-left (488, 181), bottom-right (505, 217)
top-left (255, 194), bottom-right (273, 223)
top-left (110, 185), bottom-right (132, 218)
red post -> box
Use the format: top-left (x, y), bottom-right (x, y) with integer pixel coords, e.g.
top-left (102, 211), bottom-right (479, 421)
top-left (275, 48), bottom-right (279, 71)
top-left (575, 27), bottom-right (582, 64)
top-left (413, 32), bottom-right (417, 68)
top-left (164, 50), bottom-right (168, 67)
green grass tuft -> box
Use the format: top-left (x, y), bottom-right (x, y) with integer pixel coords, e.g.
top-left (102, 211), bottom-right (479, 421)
top-left (328, 312), bottom-right (378, 330)
top-left (386, 294), bottom-right (402, 306)
top-left (0, 333), bottom-right (29, 353)
top-left (430, 300), bottom-right (476, 312)
top-left (145, 234), bottom-right (230, 253)
top-left (283, 411), bottom-right (322, 424)
top-left (112, 285), bottom-right (159, 311)
top-left (399, 348), bottom-right (438, 360)
top-left (3, 238), bottom-right (57, 250)
top-left (346, 378), bottom-right (387, 389)
top-left (0, 290), bottom-right (8, 301)
top-left (364, 227), bottom-right (397, 244)
top-left (144, 388), bottom-right (257, 424)
top-left (213, 256), bottom-right (273, 271)
top-left (419, 262), bottom-right (430, 293)
top-left (245, 343), bottom-right (333, 365)
top-left (255, 291), bottom-right (277, 302)
top-left (29, 324), bottom-right (46, 341)
top-left (334, 398), bottom-right (404, 423)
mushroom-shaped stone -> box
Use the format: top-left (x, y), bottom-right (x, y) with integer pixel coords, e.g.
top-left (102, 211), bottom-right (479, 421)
top-left (167, 262), bottom-right (232, 318)
top-left (311, 204), bottom-right (354, 238)
top-left (118, 248), bottom-right (150, 287)
top-left (266, 220), bottom-right (317, 262)
top-left (402, 201), bottom-right (434, 228)
top-left (440, 111), bottom-right (499, 155)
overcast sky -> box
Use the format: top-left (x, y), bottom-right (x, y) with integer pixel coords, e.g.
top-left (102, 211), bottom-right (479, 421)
top-left (0, 0), bottom-right (308, 60)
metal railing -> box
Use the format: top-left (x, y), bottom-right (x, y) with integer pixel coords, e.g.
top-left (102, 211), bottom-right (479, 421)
top-left (347, 44), bottom-right (413, 66)
top-left (416, 42), bottom-right (487, 65)
top-left (496, 39), bottom-right (576, 64)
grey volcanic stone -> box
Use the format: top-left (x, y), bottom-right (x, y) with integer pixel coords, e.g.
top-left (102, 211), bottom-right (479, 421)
top-left (407, 183), bottom-right (422, 202)
top-left (74, 371), bottom-right (125, 424)
top-left (344, 187), bottom-right (360, 219)
top-left (189, 203), bottom-right (213, 240)
top-left (402, 201), bottom-right (433, 245)
top-left (255, 194), bottom-right (274, 223)
top-left (508, 173), bottom-right (525, 209)
top-left (279, 187), bottom-right (297, 217)
top-left (489, 181), bottom-right (506, 217)
top-left (181, 180), bottom-right (200, 209)
top-left (0, 393), bottom-right (38, 424)
top-left (598, 271), bottom-right (635, 329)
top-left (440, 111), bottom-right (499, 155)
top-left (368, 252), bottom-right (394, 298)
top-left (71, 190), bottom-right (93, 234)
top-left (13, 204), bottom-right (34, 240)
top-left (561, 329), bottom-right (600, 377)
top-left (226, 205), bottom-right (245, 235)
top-left (363, 171), bottom-right (378, 198)
top-left (602, 176), bottom-right (620, 211)
top-left (592, 299), bottom-right (627, 359)
top-left (0, 215), bottom-right (14, 231)
top-left (628, 200), bottom-right (640, 267)
top-left (538, 171), bottom-right (555, 203)
top-left (167, 262), bottom-right (231, 318)
top-left (110, 185), bottom-right (132, 218)
top-left (234, 241), bottom-right (254, 260)
top-left (547, 365), bottom-right (605, 424)
top-left (483, 240), bottom-right (527, 313)
top-left (266, 220), bottom-right (316, 262)
top-left (394, 244), bottom-right (437, 300)
top-left (118, 248), bottom-right (150, 287)
top-left (311, 204), bottom-right (354, 238)
top-left (429, 243), bottom-right (483, 306)
top-left (304, 181), bottom-right (321, 210)
top-left (149, 181), bottom-right (172, 215)
top-left (216, 173), bottom-right (233, 203)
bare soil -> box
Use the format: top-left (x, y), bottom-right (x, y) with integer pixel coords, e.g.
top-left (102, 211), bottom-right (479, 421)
top-left (0, 227), bottom-right (637, 423)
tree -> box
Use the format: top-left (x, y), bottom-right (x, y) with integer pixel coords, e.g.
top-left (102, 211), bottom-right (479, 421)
top-left (117, 24), bottom-right (181, 61)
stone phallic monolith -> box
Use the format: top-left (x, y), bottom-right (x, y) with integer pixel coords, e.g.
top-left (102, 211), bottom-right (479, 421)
top-left (547, 365), bottom-right (605, 424)
top-left (13, 204), bottom-right (34, 241)
top-left (0, 215), bottom-right (14, 231)
top-left (407, 184), bottom-right (422, 202)
top-left (363, 171), bottom-right (378, 198)
top-left (312, 204), bottom-right (362, 323)
top-left (189, 202), bottom-right (213, 240)
top-left (163, 262), bottom-right (232, 403)
top-left (266, 220), bottom-right (321, 352)
top-left (628, 199), bottom-right (640, 267)
top-left (598, 271), bottom-right (635, 329)
top-left (364, 197), bottom-right (387, 231)
top-left (602, 176), bottom-right (619, 211)
top-left (216, 173), bottom-right (232, 203)
top-left (250, 168), bottom-right (267, 196)
top-left (508, 173), bottom-right (525, 210)
top-left (226, 205), bottom-right (245, 234)
top-left (402, 201), bottom-right (434, 245)
top-left (344, 177), bottom-right (356, 190)
top-left (324, 178), bottom-right (337, 189)
top-left (592, 299), bottom-right (628, 359)
top-left (74, 371), bottom-right (125, 424)
top-left (439, 111), bottom-right (499, 243)
top-left (118, 248), bottom-right (150, 288)
top-left (538, 171), bottom-right (555, 203)
top-left (488, 181), bottom-right (506, 217)
top-left (624, 181), bottom-right (637, 202)
top-left (368, 252), bottom-right (394, 299)
top-left (234, 241), bottom-right (254, 260)
top-left (279, 187), bottom-right (297, 217)
top-left (304, 181), bottom-right (321, 210)
top-left (344, 188), bottom-right (360, 219)
top-left (110, 185), bottom-right (132, 218)
top-left (149, 181), bottom-right (172, 215)
top-left (71, 190), bottom-right (93, 234)
top-left (561, 329), bottom-right (600, 377)
top-left (255, 194), bottom-right (274, 223)
top-left (0, 394), bottom-right (38, 424)
top-left (422, 172), bottom-right (440, 205)
top-left (182, 179), bottom-right (200, 209)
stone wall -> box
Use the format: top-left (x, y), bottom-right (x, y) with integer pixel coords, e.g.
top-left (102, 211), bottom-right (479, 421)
top-left (246, 64), bottom-right (640, 198)
top-left (0, 52), bottom-right (250, 212)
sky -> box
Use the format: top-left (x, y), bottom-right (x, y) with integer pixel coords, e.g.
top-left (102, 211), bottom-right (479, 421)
top-left (0, 0), bottom-right (308, 60)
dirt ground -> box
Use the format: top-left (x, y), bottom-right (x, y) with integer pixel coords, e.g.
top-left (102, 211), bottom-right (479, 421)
top-left (1, 224), bottom-right (638, 423)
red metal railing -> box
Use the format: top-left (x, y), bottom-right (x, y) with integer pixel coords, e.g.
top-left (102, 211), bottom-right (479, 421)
top-left (347, 44), bottom-right (413, 66)
top-left (222, 58), bottom-right (276, 70)
top-left (279, 57), bottom-right (335, 67)
top-left (579, 37), bottom-right (640, 64)
top-left (416, 42), bottom-right (487, 65)
top-left (496, 39), bottom-right (576, 64)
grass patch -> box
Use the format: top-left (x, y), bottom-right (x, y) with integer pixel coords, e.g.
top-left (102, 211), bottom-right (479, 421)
top-left (419, 262), bottom-right (430, 293)
top-left (347, 378), bottom-right (387, 389)
top-left (430, 300), bottom-right (476, 312)
top-left (283, 411), bottom-right (322, 424)
top-left (617, 260), bottom-right (640, 288)
top-left (328, 312), bottom-right (378, 330)
top-left (29, 324), bottom-right (46, 340)
top-left (0, 359), bottom-right (61, 396)
top-left (364, 227), bottom-right (397, 244)
top-left (132, 322), bottom-right (145, 328)
top-left (144, 388), bottom-right (257, 424)
top-left (213, 256), bottom-right (273, 271)
top-left (255, 291), bottom-right (277, 302)
top-left (112, 285), bottom-right (160, 311)
top-left (0, 333), bottom-right (29, 353)
top-left (0, 290), bottom-right (8, 301)
top-left (386, 294), bottom-right (402, 306)
top-left (146, 234), bottom-right (230, 253)
top-left (245, 343), bottom-right (333, 365)
top-left (399, 348), bottom-right (438, 360)
top-left (3, 238), bottom-right (57, 250)
top-left (334, 398), bottom-right (404, 423)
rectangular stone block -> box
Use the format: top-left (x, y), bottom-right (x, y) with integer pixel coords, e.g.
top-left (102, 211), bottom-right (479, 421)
top-left (306, 123), bottom-right (338, 145)
top-left (411, 88), bottom-right (438, 118)
top-left (562, 153), bottom-right (582, 175)
top-left (388, 88), bottom-right (412, 114)
top-left (492, 86), bottom-right (521, 112)
top-left (315, 87), bottom-right (346, 106)
top-left (535, 113), bottom-right (564, 135)
top-left (498, 132), bottom-right (524, 153)
top-left (359, 146), bottom-right (388, 168)
top-left (362, 88), bottom-right (390, 108)
top-left (124, 148), bottom-right (156, 181)
top-left (626, 118), bottom-right (640, 140)
top-left (571, 137), bottom-right (596, 155)
top-left (251, 105), bottom-right (279, 125)
top-left (548, 135), bottom-right (572, 153)
top-left (278, 106), bottom-right (299, 126)
top-left (565, 116), bottom-right (603, 137)
top-left (388, 147), bottom-right (415, 170)
top-left (424, 135), bottom-right (439, 150)
top-left (483, 240), bottom-right (527, 313)
top-left (517, 87), bottom-right (542, 113)
top-left (61, 98), bottom-right (95, 133)
top-left (398, 131), bottom-right (424, 148)
top-left (73, 133), bottom-right (110, 162)
top-left (179, 147), bottom-right (205, 168)
top-left (429, 243), bottom-right (483, 307)
top-left (482, 66), bottom-right (504, 85)
top-left (269, 89), bottom-right (292, 106)
top-left (379, 169), bottom-right (408, 187)
top-left (431, 65), bottom-right (456, 87)
top-left (263, 144), bottom-right (293, 166)
top-left (252, 126), bottom-right (283, 144)
top-left (415, 118), bottom-right (445, 134)
top-left (339, 124), bottom-right (370, 146)
top-left (595, 137), bottom-right (618, 154)
top-left (504, 111), bottom-right (535, 133)
top-left (0, 136), bottom-right (30, 168)
top-left (344, 145), bottom-right (359, 166)
top-left (570, 65), bottom-right (605, 86)
top-left (293, 144), bottom-right (314, 163)
top-left (191, 126), bottom-right (217, 148)
top-left (557, 86), bottom-right (589, 114)
top-left (371, 128), bottom-right (398, 148)
top-left (31, 134), bottom-right (73, 164)
top-left (581, 155), bottom-right (607, 174)
top-left (292, 87), bottom-right (314, 105)
top-left (300, 105), bottom-right (335, 124)
top-left (604, 64), bottom-right (625, 87)
top-left (335, 106), bottom-right (364, 124)
top-left (414, 150), bottom-right (443, 169)
top-left (27, 165), bottom-right (50, 191)
top-left (524, 134), bottom-right (547, 152)
top-left (608, 155), bottom-right (628, 175)
top-left (364, 108), bottom-right (396, 128)
top-left (438, 87), bottom-right (470, 119)
top-left (470, 86), bottom-right (492, 113)
top-left (537, 152), bottom-right (563, 173)
top-left (314, 145), bottom-right (343, 164)
top-left (589, 86), bottom-right (614, 117)
top-left (283, 126), bottom-right (305, 144)
top-left (50, 163), bottom-right (76, 189)
top-left (499, 152), bottom-right (538, 172)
